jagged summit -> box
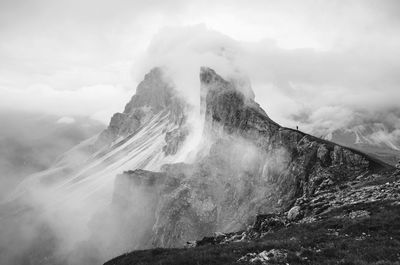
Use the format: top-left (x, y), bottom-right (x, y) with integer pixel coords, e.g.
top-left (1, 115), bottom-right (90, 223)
top-left (97, 67), bottom-right (186, 147)
top-left (124, 67), bottom-right (174, 114)
top-left (200, 67), bottom-right (255, 100)
top-left (200, 67), bottom-right (230, 86)
top-left (200, 66), bottom-right (279, 135)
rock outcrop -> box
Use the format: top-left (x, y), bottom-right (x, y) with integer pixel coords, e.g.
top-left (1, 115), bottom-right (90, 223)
top-left (110, 67), bottom-right (393, 249)
top-left (186, 169), bottom-right (400, 248)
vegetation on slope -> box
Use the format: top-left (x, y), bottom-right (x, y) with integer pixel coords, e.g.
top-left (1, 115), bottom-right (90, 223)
top-left (105, 194), bottom-right (400, 265)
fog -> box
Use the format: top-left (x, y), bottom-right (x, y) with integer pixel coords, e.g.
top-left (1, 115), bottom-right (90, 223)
top-left (1, 0), bottom-right (400, 130)
top-left (0, 53), bottom-right (293, 264)
top-left (0, 111), bottom-right (104, 199)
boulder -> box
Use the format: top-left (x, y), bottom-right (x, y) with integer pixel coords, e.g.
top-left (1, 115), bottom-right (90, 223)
top-left (287, 206), bottom-right (302, 221)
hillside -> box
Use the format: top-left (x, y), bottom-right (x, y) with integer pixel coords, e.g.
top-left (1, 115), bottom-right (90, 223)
top-left (103, 68), bottom-right (398, 264)
top-left (105, 177), bottom-right (400, 265)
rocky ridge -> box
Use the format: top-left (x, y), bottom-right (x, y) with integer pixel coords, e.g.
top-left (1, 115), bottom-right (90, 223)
top-left (107, 67), bottom-right (394, 252)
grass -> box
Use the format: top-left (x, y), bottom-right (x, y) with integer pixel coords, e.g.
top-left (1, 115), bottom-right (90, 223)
top-left (104, 200), bottom-right (400, 265)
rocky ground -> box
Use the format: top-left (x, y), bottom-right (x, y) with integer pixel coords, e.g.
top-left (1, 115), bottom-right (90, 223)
top-left (105, 170), bottom-right (400, 265)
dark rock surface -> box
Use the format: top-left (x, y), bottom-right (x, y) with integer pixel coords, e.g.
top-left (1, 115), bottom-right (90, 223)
top-left (107, 67), bottom-right (394, 252)
top-left (186, 170), bottom-right (400, 248)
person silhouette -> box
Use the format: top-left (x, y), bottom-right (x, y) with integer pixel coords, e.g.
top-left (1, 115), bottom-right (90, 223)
top-left (296, 126), bottom-right (298, 131)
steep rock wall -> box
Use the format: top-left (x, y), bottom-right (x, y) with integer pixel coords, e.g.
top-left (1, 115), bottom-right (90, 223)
top-left (111, 67), bottom-right (391, 248)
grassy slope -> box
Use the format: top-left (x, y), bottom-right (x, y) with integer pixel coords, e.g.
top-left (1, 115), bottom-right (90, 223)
top-left (105, 198), bottom-right (400, 265)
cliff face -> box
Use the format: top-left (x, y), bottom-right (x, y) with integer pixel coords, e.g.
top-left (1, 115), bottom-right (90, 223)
top-left (111, 67), bottom-right (392, 249)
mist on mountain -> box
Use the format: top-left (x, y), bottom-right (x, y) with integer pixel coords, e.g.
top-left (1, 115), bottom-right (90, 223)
top-left (0, 23), bottom-right (399, 265)
top-left (0, 110), bottom-right (105, 200)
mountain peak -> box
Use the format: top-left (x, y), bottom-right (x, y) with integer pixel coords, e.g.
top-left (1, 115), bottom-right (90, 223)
top-left (200, 66), bottom-right (255, 100)
top-left (200, 67), bottom-right (273, 133)
top-left (124, 67), bottom-right (174, 114)
top-left (7, 64), bottom-right (398, 265)
top-left (200, 67), bottom-right (229, 86)
top-left (104, 67), bottom-right (393, 254)
top-left (97, 67), bottom-right (186, 146)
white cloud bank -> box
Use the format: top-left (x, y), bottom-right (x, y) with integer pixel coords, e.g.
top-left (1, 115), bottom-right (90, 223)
top-left (0, 0), bottom-right (399, 134)
top-left (0, 84), bottom-right (132, 124)
top-left (135, 24), bottom-right (400, 137)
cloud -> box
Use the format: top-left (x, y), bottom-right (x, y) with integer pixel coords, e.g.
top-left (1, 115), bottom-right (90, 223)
top-left (0, 111), bottom-right (104, 201)
top-left (0, 0), bottom-right (399, 133)
top-left (56, 116), bottom-right (76, 124)
top-left (133, 24), bottom-right (400, 138)
top-left (0, 83), bottom-right (132, 124)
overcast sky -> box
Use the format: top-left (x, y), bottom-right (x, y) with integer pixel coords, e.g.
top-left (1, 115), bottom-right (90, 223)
top-left (0, 0), bottom-right (399, 135)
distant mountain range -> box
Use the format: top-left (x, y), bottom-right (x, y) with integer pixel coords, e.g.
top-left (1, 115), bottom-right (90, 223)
top-left (326, 124), bottom-right (400, 166)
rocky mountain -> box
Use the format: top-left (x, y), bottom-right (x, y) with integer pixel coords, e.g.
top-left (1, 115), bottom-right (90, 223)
top-left (1, 66), bottom-right (398, 265)
top-left (8, 67), bottom-right (188, 200)
top-left (96, 67), bottom-right (187, 149)
top-left (106, 67), bottom-right (392, 250)
top-left (104, 68), bottom-right (399, 265)
top-left (0, 67), bottom-right (190, 265)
